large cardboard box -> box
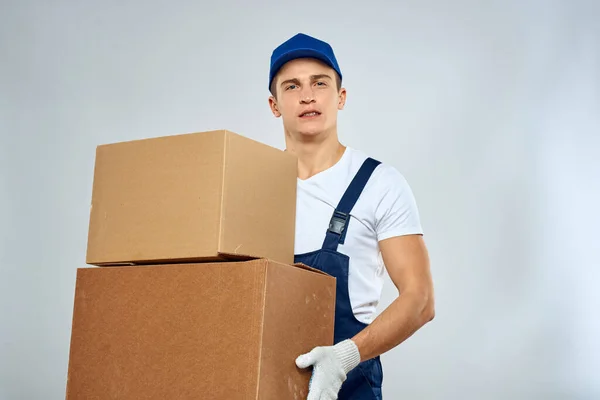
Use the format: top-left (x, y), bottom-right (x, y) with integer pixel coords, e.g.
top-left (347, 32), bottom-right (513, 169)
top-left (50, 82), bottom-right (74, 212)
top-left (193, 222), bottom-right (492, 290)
top-left (86, 130), bottom-right (298, 266)
top-left (65, 259), bottom-right (336, 400)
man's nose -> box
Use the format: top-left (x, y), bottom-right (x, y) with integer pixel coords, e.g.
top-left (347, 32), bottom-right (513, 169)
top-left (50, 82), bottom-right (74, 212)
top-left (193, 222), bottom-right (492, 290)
top-left (299, 87), bottom-right (315, 104)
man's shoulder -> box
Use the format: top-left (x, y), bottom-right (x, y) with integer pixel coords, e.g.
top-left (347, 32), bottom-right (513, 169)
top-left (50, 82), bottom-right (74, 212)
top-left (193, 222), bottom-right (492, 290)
top-left (345, 147), bottom-right (410, 192)
top-left (345, 147), bottom-right (423, 237)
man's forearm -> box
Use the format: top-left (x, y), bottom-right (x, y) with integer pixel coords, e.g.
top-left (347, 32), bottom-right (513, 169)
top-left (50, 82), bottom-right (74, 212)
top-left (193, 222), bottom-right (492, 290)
top-left (351, 289), bottom-right (434, 362)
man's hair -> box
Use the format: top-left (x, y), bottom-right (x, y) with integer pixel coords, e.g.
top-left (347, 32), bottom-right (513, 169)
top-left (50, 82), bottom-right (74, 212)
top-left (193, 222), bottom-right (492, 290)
top-left (270, 72), bottom-right (342, 98)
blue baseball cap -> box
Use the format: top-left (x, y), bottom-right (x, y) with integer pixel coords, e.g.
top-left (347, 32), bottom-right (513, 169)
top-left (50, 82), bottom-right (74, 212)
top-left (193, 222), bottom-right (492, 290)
top-left (269, 33), bottom-right (342, 91)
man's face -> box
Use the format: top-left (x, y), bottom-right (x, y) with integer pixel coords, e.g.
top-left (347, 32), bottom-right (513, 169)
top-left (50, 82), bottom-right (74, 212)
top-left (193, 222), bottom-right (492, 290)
top-left (269, 58), bottom-right (346, 138)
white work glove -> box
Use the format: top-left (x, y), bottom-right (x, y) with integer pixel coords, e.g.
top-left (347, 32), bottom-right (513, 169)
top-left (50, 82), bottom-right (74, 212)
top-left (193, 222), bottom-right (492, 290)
top-left (295, 339), bottom-right (361, 400)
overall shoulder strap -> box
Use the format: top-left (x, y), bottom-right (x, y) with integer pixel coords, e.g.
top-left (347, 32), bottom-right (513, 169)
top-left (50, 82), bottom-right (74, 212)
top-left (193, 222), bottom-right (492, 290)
top-left (322, 157), bottom-right (381, 251)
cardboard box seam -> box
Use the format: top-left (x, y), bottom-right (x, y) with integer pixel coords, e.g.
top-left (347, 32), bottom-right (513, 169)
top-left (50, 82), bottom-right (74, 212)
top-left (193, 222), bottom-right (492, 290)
top-left (255, 259), bottom-right (269, 399)
top-left (85, 254), bottom-right (333, 279)
top-left (217, 130), bottom-right (227, 253)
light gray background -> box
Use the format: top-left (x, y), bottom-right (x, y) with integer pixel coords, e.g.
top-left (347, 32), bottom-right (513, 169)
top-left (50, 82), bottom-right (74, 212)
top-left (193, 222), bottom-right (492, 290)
top-left (1, 0), bottom-right (599, 399)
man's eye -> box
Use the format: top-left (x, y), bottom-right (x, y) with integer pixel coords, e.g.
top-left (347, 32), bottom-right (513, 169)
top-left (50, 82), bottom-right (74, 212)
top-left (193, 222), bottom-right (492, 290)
top-left (286, 85), bottom-right (297, 90)
top-left (316, 82), bottom-right (325, 86)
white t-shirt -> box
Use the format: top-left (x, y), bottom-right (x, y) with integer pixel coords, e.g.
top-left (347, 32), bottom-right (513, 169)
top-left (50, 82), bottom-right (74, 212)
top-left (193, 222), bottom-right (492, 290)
top-left (294, 146), bottom-right (423, 324)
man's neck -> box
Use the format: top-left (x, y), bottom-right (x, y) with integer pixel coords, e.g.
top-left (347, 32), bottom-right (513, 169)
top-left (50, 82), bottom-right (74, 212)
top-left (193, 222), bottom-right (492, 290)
top-left (284, 129), bottom-right (346, 180)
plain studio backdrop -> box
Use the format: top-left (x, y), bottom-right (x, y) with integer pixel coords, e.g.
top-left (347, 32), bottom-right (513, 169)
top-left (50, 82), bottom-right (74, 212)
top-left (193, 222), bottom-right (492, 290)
top-left (1, 0), bottom-right (599, 399)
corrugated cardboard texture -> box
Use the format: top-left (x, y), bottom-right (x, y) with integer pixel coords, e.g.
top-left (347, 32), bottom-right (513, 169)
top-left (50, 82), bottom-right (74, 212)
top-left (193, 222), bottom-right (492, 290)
top-left (219, 131), bottom-right (297, 265)
top-left (86, 132), bottom-right (224, 264)
top-left (66, 259), bottom-right (336, 400)
top-left (86, 130), bottom-right (297, 266)
top-left (258, 262), bottom-right (336, 399)
top-left (66, 262), bottom-right (265, 399)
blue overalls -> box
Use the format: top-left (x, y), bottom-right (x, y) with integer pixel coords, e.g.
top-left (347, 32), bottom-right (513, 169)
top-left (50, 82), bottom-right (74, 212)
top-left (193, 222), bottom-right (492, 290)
top-left (294, 157), bottom-right (384, 400)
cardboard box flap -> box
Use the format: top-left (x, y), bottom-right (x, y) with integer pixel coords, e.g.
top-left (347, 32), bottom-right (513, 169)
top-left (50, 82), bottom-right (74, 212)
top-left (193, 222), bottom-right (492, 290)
top-left (217, 253), bottom-right (333, 277)
top-left (291, 262), bottom-right (331, 276)
top-left (94, 254), bottom-right (332, 278)
top-left (94, 253), bottom-right (257, 266)
top-left (217, 251), bottom-right (259, 262)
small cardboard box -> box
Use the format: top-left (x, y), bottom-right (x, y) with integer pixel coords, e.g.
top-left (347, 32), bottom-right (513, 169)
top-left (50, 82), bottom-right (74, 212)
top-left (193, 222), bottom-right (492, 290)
top-left (86, 130), bottom-right (298, 266)
top-left (65, 259), bottom-right (336, 400)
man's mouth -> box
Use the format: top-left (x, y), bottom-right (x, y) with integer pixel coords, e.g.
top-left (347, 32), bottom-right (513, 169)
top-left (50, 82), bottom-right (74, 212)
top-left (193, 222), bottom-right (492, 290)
top-left (299, 111), bottom-right (321, 118)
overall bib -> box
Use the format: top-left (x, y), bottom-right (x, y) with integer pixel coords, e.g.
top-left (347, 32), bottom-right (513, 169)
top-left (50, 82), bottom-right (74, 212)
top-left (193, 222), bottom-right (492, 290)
top-left (294, 157), bottom-right (384, 400)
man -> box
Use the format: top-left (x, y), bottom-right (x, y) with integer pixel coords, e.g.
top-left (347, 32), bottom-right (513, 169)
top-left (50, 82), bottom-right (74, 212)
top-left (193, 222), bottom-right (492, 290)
top-left (267, 33), bottom-right (435, 400)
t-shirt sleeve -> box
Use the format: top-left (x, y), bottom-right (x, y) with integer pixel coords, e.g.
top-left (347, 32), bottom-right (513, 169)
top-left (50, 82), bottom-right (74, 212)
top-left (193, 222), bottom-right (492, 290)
top-left (374, 166), bottom-right (424, 241)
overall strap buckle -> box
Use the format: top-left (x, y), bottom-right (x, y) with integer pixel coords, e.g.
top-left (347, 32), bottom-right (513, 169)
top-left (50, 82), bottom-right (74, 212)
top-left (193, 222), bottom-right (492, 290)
top-left (321, 157), bottom-right (382, 251)
top-left (328, 210), bottom-right (349, 235)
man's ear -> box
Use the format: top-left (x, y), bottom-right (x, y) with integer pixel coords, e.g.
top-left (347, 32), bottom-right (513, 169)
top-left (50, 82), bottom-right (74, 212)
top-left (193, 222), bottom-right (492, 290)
top-left (338, 88), bottom-right (347, 110)
top-left (268, 95), bottom-right (282, 117)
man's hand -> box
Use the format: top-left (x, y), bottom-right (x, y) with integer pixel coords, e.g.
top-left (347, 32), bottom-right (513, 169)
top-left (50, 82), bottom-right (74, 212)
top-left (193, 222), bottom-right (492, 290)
top-left (295, 339), bottom-right (361, 400)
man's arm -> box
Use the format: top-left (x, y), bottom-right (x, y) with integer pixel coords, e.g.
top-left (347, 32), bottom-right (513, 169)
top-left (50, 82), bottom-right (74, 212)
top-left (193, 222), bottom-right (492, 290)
top-left (352, 233), bottom-right (435, 362)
